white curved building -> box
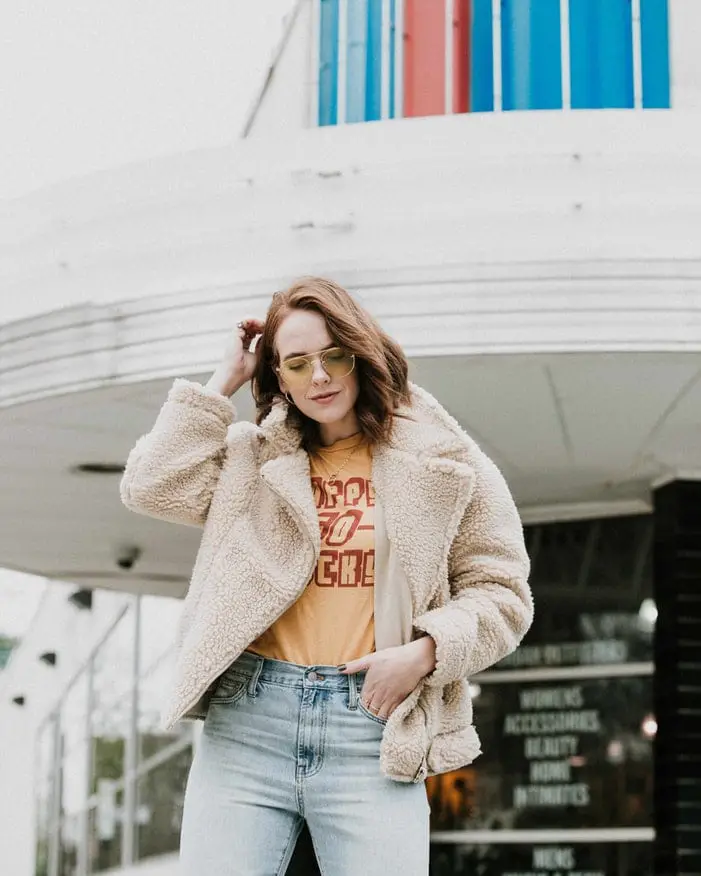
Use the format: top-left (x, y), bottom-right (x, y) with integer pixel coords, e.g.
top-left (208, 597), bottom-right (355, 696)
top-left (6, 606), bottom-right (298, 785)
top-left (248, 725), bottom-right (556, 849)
top-left (1, 2), bottom-right (700, 874)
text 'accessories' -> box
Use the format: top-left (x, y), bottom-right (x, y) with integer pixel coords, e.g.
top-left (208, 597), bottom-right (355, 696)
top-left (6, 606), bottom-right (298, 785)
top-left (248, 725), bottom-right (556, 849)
top-left (276, 347), bottom-right (355, 389)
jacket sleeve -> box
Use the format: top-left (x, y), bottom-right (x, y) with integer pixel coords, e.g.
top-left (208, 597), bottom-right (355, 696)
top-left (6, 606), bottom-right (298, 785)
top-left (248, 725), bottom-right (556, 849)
top-left (120, 379), bottom-right (236, 527)
top-left (413, 447), bottom-right (533, 687)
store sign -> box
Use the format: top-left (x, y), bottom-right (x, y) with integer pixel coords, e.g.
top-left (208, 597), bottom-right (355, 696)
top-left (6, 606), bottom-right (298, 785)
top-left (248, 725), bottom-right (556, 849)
top-left (498, 639), bottom-right (629, 670)
top-left (505, 845), bottom-right (602, 876)
top-left (503, 685), bottom-right (600, 809)
top-left (429, 843), bottom-right (652, 876)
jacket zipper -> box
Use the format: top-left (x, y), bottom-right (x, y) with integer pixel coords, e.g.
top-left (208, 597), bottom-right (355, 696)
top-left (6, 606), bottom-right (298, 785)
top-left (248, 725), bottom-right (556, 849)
top-left (174, 476), bottom-right (319, 723)
top-left (413, 756), bottom-right (428, 783)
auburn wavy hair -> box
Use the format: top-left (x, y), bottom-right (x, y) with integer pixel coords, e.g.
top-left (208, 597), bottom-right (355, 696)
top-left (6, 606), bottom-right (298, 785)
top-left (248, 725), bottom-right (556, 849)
top-left (252, 277), bottom-right (410, 450)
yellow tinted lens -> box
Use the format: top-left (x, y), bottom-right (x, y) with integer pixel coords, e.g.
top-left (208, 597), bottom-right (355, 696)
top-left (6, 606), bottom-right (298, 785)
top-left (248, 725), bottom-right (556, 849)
top-left (281, 357), bottom-right (312, 385)
top-left (321, 348), bottom-right (354, 377)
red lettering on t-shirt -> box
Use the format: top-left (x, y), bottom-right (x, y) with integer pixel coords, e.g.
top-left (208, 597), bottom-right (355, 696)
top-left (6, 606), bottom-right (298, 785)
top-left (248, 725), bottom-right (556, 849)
top-left (362, 551), bottom-right (375, 587)
top-left (315, 550), bottom-right (337, 586)
top-left (323, 480), bottom-right (342, 509)
top-left (343, 477), bottom-right (364, 506)
top-left (325, 509), bottom-right (362, 546)
top-left (339, 550), bottom-right (363, 587)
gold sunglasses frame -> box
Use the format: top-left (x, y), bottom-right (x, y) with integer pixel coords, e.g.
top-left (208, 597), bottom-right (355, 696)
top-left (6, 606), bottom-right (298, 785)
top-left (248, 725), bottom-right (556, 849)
top-left (275, 347), bottom-right (356, 387)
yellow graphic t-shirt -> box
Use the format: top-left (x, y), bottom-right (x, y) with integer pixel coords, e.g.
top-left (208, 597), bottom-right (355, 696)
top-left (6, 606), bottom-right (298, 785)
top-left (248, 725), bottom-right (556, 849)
top-left (250, 434), bottom-right (375, 666)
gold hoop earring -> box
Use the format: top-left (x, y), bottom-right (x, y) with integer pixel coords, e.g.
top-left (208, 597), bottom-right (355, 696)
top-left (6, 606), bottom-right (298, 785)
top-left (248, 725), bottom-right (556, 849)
top-left (283, 391), bottom-right (295, 407)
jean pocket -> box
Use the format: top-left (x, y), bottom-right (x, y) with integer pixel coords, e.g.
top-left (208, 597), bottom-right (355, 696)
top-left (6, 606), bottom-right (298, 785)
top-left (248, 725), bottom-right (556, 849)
top-left (357, 698), bottom-right (388, 726)
top-left (209, 673), bottom-right (248, 706)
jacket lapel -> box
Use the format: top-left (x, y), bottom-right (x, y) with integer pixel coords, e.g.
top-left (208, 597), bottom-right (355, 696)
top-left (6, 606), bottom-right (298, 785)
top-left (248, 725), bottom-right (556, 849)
top-left (260, 451), bottom-right (321, 553)
top-left (373, 445), bottom-right (474, 614)
top-left (258, 385), bottom-right (476, 613)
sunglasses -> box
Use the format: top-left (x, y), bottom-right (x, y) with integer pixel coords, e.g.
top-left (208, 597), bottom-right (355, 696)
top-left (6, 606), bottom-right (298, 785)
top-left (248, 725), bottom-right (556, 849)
top-left (276, 346), bottom-right (356, 388)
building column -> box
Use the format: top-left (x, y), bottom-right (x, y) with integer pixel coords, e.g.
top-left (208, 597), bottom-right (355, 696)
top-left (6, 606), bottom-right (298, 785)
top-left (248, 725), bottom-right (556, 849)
top-left (653, 480), bottom-right (701, 876)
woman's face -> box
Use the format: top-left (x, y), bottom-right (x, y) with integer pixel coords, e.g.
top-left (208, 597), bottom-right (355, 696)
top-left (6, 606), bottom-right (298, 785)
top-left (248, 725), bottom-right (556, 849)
top-left (275, 309), bottom-right (360, 432)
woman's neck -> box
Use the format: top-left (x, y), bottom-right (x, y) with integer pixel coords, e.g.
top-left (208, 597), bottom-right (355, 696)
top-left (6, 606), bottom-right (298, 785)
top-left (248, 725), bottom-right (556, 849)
top-left (318, 412), bottom-right (361, 447)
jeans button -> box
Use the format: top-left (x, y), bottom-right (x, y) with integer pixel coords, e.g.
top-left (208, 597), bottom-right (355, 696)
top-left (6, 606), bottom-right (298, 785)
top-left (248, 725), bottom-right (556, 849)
top-left (308, 671), bottom-right (319, 681)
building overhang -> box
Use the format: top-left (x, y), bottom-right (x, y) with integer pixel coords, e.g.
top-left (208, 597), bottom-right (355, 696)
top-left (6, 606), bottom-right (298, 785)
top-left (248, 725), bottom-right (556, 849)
top-left (2, 109), bottom-right (701, 596)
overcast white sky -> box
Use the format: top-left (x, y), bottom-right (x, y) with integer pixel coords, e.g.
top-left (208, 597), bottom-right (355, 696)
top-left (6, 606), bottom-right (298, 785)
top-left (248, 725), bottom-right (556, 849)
top-left (0, 1), bottom-right (295, 199)
top-left (0, 571), bottom-right (47, 640)
top-left (0, 3), bottom-right (295, 640)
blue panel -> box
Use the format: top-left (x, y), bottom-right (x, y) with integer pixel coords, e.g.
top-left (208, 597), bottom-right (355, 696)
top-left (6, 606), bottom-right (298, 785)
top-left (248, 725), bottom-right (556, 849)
top-left (471, 0), bottom-right (494, 111)
top-left (501, 0), bottom-right (562, 111)
top-left (366, 0), bottom-right (383, 120)
top-left (346, 0), bottom-right (368, 123)
top-left (569, 0), bottom-right (634, 109)
top-left (641, 0), bottom-right (670, 108)
top-left (319, 0), bottom-right (339, 126)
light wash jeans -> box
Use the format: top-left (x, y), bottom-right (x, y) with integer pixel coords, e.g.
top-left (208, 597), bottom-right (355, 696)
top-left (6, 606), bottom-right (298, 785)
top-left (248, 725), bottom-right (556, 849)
top-left (180, 651), bottom-right (430, 875)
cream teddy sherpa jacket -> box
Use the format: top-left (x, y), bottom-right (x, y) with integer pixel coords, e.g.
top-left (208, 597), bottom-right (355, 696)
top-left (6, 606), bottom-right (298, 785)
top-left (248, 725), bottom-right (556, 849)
top-left (120, 379), bottom-right (532, 783)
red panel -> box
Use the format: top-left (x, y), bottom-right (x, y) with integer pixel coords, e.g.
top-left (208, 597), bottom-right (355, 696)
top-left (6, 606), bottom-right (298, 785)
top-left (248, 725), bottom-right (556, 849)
top-left (403, 0), bottom-right (446, 117)
top-left (453, 0), bottom-right (471, 113)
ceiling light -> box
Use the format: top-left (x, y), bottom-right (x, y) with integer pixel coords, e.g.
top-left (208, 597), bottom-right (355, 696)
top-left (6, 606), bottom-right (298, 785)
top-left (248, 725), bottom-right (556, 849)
top-left (11, 696), bottom-right (26, 707)
top-left (638, 599), bottom-right (657, 630)
top-left (39, 651), bottom-right (57, 667)
top-left (641, 714), bottom-right (657, 739)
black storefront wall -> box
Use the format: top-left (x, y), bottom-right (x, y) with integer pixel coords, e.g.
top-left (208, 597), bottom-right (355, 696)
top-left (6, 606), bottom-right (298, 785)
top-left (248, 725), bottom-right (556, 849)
top-left (653, 480), bottom-right (701, 876)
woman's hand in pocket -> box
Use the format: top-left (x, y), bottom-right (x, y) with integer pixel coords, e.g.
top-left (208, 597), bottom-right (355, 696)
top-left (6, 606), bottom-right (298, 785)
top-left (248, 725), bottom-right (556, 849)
top-left (339, 637), bottom-right (436, 722)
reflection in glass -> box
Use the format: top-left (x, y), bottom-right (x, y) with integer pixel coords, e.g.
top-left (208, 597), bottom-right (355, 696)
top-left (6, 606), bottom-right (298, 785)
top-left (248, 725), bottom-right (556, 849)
top-left (138, 596), bottom-right (187, 760)
top-left (35, 718), bottom-right (56, 876)
top-left (91, 607), bottom-right (135, 793)
top-left (60, 674), bottom-right (90, 826)
top-left (88, 790), bottom-right (123, 873)
top-left (136, 746), bottom-right (192, 861)
top-left (429, 841), bottom-right (652, 876)
top-left (525, 515), bottom-right (652, 596)
top-left (427, 677), bottom-right (653, 832)
top-left (496, 604), bottom-right (654, 670)
top-left (59, 814), bottom-right (80, 876)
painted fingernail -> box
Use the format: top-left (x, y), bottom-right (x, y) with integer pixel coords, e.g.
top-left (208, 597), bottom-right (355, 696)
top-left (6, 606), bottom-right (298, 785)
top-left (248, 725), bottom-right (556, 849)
top-left (337, 664), bottom-right (347, 671)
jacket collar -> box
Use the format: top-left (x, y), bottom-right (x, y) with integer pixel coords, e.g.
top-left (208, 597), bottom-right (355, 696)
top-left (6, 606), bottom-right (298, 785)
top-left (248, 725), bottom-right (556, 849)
top-left (258, 382), bottom-right (471, 460)
top-left (258, 383), bottom-right (476, 609)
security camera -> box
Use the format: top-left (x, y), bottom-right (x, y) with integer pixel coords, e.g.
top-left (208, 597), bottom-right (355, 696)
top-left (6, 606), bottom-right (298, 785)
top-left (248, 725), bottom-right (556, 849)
top-left (116, 546), bottom-right (141, 571)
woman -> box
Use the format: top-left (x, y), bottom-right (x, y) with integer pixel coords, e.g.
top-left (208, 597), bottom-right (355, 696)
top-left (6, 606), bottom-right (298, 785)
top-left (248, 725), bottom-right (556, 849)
top-left (120, 277), bottom-right (532, 875)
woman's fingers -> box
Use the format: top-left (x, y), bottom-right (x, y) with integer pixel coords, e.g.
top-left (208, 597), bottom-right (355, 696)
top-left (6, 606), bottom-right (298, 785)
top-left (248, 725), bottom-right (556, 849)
top-left (362, 695), bottom-right (393, 721)
top-left (236, 319), bottom-right (265, 353)
top-left (361, 682), bottom-right (394, 720)
top-left (238, 318), bottom-right (265, 335)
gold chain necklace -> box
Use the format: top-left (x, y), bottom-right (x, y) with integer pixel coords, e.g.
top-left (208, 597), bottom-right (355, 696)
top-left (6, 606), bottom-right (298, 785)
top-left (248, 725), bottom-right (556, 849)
top-left (314, 442), bottom-right (362, 485)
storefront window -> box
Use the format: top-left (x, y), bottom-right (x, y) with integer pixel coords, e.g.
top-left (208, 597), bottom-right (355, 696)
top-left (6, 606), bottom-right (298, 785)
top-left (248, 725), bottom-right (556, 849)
top-left (89, 606), bottom-right (135, 872)
top-left (430, 842), bottom-right (652, 876)
top-left (35, 718), bottom-right (56, 876)
top-left (59, 674), bottom-right (90, 827)
top-left (497, 516), bottom-right (653, 670)
top-left (87, 792), bottom-right (123, 873)
top-left (428, 676), bottom-right (653, 833)
top-left (427, 514), bottom-right (654, 875)
top-left (138, 595), bottom-right (188, 761)
top-left (136, 745), bottom-right (193, 861)
top-left (496, 604), bottom-right (653, 671)
top-left (524, 516), bottom-right (652, 599)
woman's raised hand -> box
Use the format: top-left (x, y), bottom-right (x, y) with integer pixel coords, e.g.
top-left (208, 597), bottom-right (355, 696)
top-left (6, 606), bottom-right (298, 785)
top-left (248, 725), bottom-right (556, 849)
top-left (206, 318), bottom-right (266, 397)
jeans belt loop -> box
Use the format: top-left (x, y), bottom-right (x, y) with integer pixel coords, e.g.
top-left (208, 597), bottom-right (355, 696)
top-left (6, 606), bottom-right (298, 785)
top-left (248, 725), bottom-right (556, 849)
top-left (247, 656), bottom-right (264, 698)
top-left (347, 672), bottom-right (359, 710)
